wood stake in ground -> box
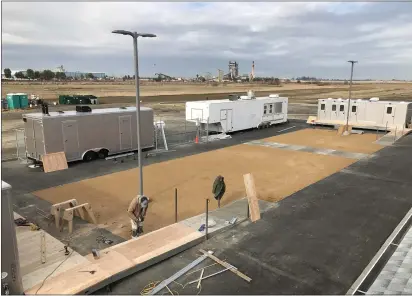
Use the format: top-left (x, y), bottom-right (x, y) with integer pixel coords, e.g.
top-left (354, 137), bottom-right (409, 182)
top-left (243, 173), bottom-right (261, 222)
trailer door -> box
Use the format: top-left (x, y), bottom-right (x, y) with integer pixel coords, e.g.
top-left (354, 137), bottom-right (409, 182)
top-left (119, 115), bottom-right (132, 150)
top-left (62, 120), bottom-right (80, 160)
top-left (319, 102), bottom-right (326, 119)
top-left (226, 109), bottom-right (233, 132)
top-left (220, 109), bottom-right (233, 132)
top-left (349, 103), bottom-right (358, 123)
top-left (337, 103), bottom-right (346, 121)
top-left (33, 120), bottom-right (45, 159)
top-left (24, 118), bottom-right (36, 158)
top-left (383, 105), bottom-right (396, 126)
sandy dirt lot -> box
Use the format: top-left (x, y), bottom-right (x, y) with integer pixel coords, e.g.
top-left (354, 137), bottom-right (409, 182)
top-left (264, 128), bottom-right (383, 154)
top-left (33, 139), bottom-right (354, 239)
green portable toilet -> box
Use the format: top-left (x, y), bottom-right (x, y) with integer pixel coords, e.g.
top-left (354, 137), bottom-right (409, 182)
top-left (17, 93), bottom-right (29, 108)
top-left (6, 93), bottom-right (21, 109)
top-left (59, 95), bottom-right (67, 104)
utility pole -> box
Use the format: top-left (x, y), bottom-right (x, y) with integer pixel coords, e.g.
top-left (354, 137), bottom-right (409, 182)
top-left (112, 30), bottom-right (156, 196)
top-left (345, 60), bottom-right (358, 135)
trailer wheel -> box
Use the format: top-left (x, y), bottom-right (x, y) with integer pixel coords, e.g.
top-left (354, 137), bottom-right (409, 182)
top-left (83, 151), bottom-right (97, 162)
top-left (98, 149), bottom-right (109, 159)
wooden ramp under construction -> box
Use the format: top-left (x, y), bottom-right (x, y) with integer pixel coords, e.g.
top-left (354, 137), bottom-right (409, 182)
top-left (25, 223), bottom-right (203, 295)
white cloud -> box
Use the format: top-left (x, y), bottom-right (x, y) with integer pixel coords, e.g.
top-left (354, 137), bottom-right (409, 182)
top-left (2, 2), bottom-right (412, 79)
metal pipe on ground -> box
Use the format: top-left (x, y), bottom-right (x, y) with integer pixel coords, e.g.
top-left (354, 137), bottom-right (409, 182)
top-left (174, 188), bottom-right (178, 223)
top-left (394, 126), bottom-right (397, 143)
top-left (205, 199), bottom-right (209, 241)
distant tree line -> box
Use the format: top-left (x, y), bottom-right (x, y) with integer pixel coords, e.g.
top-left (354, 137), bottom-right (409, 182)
top-left (122, 75), bottom-right (135, 81)
top-left (252, 77), bottom-right (281, 85)
top-left (3, 68), bottom-right (99, 81)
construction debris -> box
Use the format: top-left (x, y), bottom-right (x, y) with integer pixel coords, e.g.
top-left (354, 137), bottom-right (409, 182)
top-left (148, 252), bottom-right (212, 295)
top-left (199, 249), bottom-right (252, 283)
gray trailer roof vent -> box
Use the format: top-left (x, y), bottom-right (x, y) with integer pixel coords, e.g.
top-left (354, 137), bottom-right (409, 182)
top-left (76, 105), bottom-right (92, 112)
top-left (228, 95), bottom-right (240, 101)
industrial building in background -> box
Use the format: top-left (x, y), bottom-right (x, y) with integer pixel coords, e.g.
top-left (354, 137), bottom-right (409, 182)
top-left (228, 61), bottom-right (239, 80)
top-left (250, 61), bottom-right (255, 81)
top-left (55, 65), bottom-right (106, 79)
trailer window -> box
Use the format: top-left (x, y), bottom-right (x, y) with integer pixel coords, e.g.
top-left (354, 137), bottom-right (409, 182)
top-left (320, 104), bottom-right (325, 111)
top-left (332, 105), bottom-right (337, 111)
top-left (352, 106), bottom-right (357, 112)
top-left (269, 104), bottom-right (273, 114)
top-left (263, 105), bottom-right (267, 115)
top-left (386, 106), bottom-right (393, 114)
top-left (340, 105), bottom-right (344, 112)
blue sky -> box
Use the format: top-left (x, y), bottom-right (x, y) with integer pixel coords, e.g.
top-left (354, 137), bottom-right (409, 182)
top-left (2, 2), bottom-right (412, 79)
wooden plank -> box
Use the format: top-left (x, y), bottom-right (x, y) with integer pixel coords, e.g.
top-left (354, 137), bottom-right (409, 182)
top-left (83, 204), bottom-right (97, 224)
top-left (25, 223), bottom-right (203, 295)
top-left (199, 249), bottom-right (252, 283)
top-left (41, 152), bottom-right (68, 173)
top-left (243, 173), bottom-right (261, 222)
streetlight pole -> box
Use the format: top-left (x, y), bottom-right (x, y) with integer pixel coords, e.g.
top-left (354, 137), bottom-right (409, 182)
top-left (345, 60), bottom-right (358, 133)
top-left (112, 30), bottom-right (156, 196)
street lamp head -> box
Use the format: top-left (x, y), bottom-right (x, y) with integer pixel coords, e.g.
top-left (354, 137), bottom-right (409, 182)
top-left (137, 33), bottom-right (157, 38)
top-left (347, 60), bottom-right (358, 64)
top-left (112, 30), bottom-right (134, 36)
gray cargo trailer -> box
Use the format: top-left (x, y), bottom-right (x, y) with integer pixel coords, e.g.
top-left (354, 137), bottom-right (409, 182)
top-left (23, 106), bottom-right (154, 162)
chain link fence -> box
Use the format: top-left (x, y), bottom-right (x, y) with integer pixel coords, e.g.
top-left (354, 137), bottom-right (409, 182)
top-left (153, 113), bottom-right (210, 150)
top-left (2, 129), bottom-right (27, 162)
top-left (16, 129), bottom-right (27, 161)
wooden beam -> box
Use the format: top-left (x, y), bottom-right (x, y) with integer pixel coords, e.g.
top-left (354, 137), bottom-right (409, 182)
top-left (243, 173), bottom-right (261, 222)
top-left (199, 249), bottom-right (252, 283)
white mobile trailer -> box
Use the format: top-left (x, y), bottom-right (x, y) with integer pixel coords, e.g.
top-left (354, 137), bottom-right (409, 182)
top-left (186, 95), bottom-right (288, 133)
top-left (317, 98), bottom-right (412, 130)
top-left (23, 106), bottom-right (154, 162)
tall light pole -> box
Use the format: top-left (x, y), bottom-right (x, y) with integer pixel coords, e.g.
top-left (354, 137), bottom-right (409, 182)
top-left (112, 30), bottom-right (156, 196)
top-left (345, 60), bottom-right (358, 133)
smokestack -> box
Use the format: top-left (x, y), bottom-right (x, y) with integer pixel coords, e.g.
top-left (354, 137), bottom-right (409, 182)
top-left (251, 61), bottom-right (255, 80)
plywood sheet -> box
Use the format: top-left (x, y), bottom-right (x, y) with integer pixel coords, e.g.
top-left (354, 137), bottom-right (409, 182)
top-left (14, 213), bottom-right (88, 291)
top-left (41, 152), bottom-right (68, 173)
top-left (243, 173), bottom-right (261, 222)
top-left (33, 143), bottom-right (355, 239)
top-left (25, 223), bottom-right (202, 295)
top-left (264, 128), bottom-right (383, 154)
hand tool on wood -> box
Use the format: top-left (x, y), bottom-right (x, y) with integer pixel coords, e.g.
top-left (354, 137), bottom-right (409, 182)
top-left (78, 270), bottom-right (96, 275)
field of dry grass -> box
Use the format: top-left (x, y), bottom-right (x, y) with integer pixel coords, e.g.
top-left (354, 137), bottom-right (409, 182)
top-left (3, 81), bottom-right (412, 103)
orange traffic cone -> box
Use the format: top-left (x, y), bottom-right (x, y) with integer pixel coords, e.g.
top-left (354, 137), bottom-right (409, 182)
top-left (195, 135), bottom-right (199, 144)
